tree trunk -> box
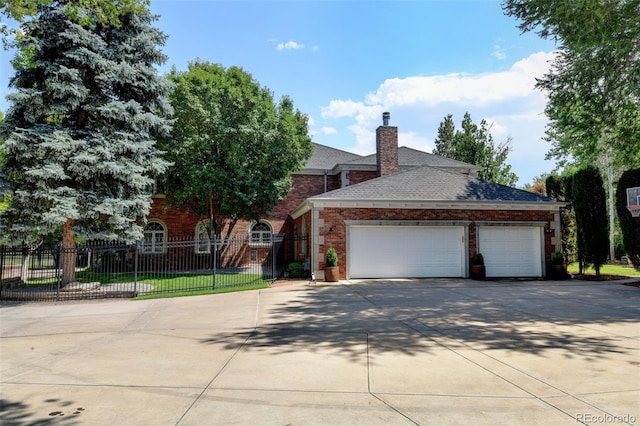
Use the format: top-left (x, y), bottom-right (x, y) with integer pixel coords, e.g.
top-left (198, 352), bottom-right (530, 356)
top-left (61, 218), bottom-right (77, 285)
top-left (607, 161), bottom-right (615, 262)
top-left (20, 247), bottom-right (30, 283)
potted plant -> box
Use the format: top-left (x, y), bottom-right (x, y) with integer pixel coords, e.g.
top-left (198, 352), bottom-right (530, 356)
top-left (470, 253), bottom-right (486, 280)
top-left (324, 247), bottom-right (340, 282)
top-left (551, 250), bottom-right (568, 279)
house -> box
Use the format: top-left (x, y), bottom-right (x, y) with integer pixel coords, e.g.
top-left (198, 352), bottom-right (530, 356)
top-left (146, 112), bottom-right (565, 280)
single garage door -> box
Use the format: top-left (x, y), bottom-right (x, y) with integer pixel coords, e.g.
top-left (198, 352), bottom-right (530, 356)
top-left (348, 225), bottom-right (465, 279)
top-left (478, 226), bottom-right (542, 277)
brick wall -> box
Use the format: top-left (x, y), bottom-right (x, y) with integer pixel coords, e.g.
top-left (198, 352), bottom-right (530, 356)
top-left (270, 174), bottom-right (325, 220)
top-left (346, 170), bottom-right (377, 186)
top-left (317, 207), bottom-right (557, 279)
top-left (376, 125), bottom-right (399, 177)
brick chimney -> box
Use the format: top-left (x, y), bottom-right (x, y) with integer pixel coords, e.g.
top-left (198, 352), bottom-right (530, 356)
top-left (376, 112), bottom-right (398, 177)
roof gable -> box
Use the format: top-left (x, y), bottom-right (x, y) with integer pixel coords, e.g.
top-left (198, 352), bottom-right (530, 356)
top-left (302, 143), bottom-right (362, 171)
top-left (345, 146), bottom-right (479, 170)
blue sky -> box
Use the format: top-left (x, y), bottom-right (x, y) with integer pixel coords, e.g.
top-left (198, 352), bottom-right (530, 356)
top-left (1, 0), bottom-right (558, 186)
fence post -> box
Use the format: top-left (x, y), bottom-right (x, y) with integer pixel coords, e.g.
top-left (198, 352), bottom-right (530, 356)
top-left (0, 245), bottom-right (4, 297)
top-left (211, 237), bottom-right (217, 289)
top-left (271, 237), bottom-right (276, 283)
top-left (56, 244), bottom-right (62, 301)
top-left (134, 243), bottom-right (138, 295)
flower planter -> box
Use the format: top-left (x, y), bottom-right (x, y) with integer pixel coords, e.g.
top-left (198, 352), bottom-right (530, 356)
top-left (551, 264), bottom-right (568, 280)
top-left (470, 265), bottom-right (486, 280)
top-left (324, 266), bottom-right (340, 282)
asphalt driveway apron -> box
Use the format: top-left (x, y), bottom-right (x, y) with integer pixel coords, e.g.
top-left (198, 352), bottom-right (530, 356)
top-left (1, 279), bottom-right (639, 425)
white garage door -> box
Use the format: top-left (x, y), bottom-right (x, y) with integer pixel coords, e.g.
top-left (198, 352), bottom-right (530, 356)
top-left (478, 226), bottom-right (543, 277)
top-left (348, 226), bottom-right (465, 279)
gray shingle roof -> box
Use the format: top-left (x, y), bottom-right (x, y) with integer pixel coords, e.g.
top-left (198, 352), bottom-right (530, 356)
top-left (345, 146), bottom-right (480, 170)
top-left (310, 165), bottom-right (556, 203)
top-left (303, 143), bottom-right (362, 170)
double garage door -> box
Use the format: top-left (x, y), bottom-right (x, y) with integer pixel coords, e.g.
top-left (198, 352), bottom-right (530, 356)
top-left (348, 224), bottom-right (543, 279)
top-left (348, 225), bottom-right (466, 279)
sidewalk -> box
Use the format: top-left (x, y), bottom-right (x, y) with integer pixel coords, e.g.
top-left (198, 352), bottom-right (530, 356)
top-left (1, 278), bottom-right (639, 425)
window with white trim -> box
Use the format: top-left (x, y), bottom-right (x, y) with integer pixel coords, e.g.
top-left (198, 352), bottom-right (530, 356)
top-left (195, 221), bottom-right (211, 254)
top-left (142, 221), bottom-right (166, 254)
top-left (250, 221), bottom-right (272, 245)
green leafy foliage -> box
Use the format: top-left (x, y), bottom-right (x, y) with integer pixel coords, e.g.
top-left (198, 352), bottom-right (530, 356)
top-left (287, 262), bottom-right (305, 278)
top-left (434, 112), bottom-right (518, 186)
top-left (0, 0), bottom-right (148, 26)
top-left (615, 168), bottom-right (640, 270)
top-left (162, 61), bottom-right (313, 239)
top-left (551, 250), bottom-right (565, 265)
top-left (325, 247), bottom-right (338, 267)
top-left (471, 253), bottom-right (484, 266)
top-left (503, 0), bottom-right (640, 171)
top-left (545, 173), bottom-right (577, 263)
top-left (571, 167), bottom-right (609, 276)
top-left (0, 2), bottom-right (171, 244)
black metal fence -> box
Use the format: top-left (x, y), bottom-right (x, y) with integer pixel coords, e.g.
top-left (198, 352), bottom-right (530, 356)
top-left (0, 235), bottom-right (289, 302)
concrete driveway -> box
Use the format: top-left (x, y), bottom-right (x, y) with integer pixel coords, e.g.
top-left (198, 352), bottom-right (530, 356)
top-left (1, 278), bottom-right (639, 425)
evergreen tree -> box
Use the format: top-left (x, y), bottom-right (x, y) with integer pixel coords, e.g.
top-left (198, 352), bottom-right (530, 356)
top-left (615, 168), bottom-right (640, 271)
top-left (571, 167), bottom-right (609, 277)
top-left (432, 113), bottom-right (455, 157)
top-left (433, 112), bottom-right (518, 186)
top-left (0, 1), bottom-right (171, 284)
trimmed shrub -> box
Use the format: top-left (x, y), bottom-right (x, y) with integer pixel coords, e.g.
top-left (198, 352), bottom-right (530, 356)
top-left (325, 247), bottom-right (338, 267)
top-left (287, 262), bottom-right (305, 278)
top-left (572, 167), bottom-right (609, 276)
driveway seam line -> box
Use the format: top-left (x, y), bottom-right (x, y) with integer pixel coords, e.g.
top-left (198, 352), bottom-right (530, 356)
top-left (174, 290), bottom-right (264, 425)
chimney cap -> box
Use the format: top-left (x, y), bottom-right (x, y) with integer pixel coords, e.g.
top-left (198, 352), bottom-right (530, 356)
top-left (382, 111), bottom-right (390, 126)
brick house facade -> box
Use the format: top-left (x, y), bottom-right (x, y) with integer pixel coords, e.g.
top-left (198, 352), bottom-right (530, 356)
top-left (146, 112), bottom-right (565, 280)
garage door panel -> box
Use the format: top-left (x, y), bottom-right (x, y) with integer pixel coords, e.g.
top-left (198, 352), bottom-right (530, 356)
top-left (479, 227), bottom-right (542, 277)
top-left (349, 226), bottom-right (464, 279)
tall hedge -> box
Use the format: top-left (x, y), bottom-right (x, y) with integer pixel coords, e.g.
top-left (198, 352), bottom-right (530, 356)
top-left (546, 174), bottom-right (577, 263)
top-left (615, 168), bottom-right (640, 270)
top-left (572, 167), bottom-right (609, 276)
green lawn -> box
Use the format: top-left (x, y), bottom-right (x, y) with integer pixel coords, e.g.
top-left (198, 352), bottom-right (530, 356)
top-left (567, 263), bottom-right (640, 276)
top-left (24, 271), bottom-right (271, 299)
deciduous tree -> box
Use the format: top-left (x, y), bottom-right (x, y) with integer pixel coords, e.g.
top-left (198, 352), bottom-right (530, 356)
top-left (503, 0), bottom-right (640, 169)
top-left (163, 61), bottom-right (313, 242)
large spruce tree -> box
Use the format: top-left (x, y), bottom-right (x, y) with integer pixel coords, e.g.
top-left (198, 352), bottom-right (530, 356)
top-left (0, 1), bottom-right (171, 284)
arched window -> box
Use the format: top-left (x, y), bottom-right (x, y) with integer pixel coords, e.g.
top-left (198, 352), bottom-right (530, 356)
top-left (250, 221), bottom-right (272, 245)
top-left (195, 221), bottom-right (211, 254)
top-left (142, 221), bottom-right (166, 253)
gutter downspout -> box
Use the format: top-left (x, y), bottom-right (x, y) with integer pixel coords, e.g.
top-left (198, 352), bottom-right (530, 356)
top-left (324, 170), bottom-right (328, 193)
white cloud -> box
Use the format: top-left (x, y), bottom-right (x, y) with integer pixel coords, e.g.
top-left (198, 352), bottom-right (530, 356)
top-left (492, 44), bottom-right (507, 60)
top-left (321, 126), bottom-right (337, 134)
top-left (319, 51), bottom-right (559, 184)
top-left (399, 131), bottom-right (435, 154)
top-left (277, 40), bottom-right (305, 51)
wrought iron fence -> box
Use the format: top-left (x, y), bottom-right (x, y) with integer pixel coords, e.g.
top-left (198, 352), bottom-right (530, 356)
top-left (0, 235), bottom-right (287, 302)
